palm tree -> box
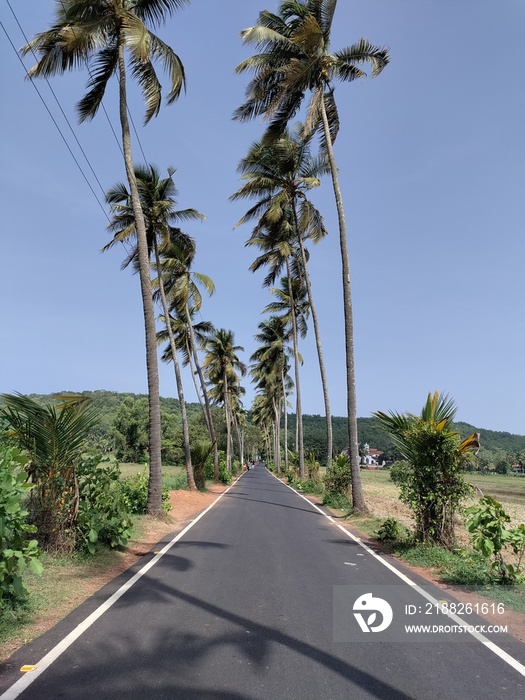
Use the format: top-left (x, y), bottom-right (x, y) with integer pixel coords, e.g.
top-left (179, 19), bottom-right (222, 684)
top-left (231, 126), bottom-right (334, 466)
top-left (373, 392), bottom-right (480, 545)
top-left (1, 393), bottom-right (99, 552)
top-left (264, 275), bottom-right (309, 474)
top-left (251, 315), bottom-right (293, 473)
top-left (234, 0), bottom-right (389, 512)
top-left (23, 0), bottom-right (190, 514)
top-left (155, 230), bottom-right (220, 481)
top-left (203, 329), bottom-right (247, 472)
top-left (104, 165), bottom-right (204, 491)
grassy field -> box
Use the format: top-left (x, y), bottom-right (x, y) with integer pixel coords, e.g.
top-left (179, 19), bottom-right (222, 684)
top-left (119, 462), bottom-right (187, 490)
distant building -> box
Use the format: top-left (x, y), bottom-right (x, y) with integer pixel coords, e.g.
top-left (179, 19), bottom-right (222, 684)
top-left (359, 443), bottom-right (385, 469)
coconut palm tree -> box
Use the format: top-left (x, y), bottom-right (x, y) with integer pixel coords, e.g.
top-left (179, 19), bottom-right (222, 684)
top-left (203, 329), bottom-right (247, 472)
top-left (104, 165), bottom-right (204, 491)
top-left (23, 0), bottom-right (190, 514)
top-left (231, 126), bottom-right (334, 466)
top-left (234, 0), bottom-right (389, 512)
top-left (155, 230), bottom-right (221, 480)
top-left (1, 393), bottom-right (99, 552)
top-left (251, 315), bottom-right (294, 473)
top-left (264, 275), bottom-right (309, 472)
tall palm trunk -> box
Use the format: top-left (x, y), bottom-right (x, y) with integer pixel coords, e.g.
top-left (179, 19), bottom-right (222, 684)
top-left (223, 371), bottom-right (232, 471)
top-left (154, 245), bottom-right (195, 490)
top-left (285, 260), bottom-right (305, 479)
top-left (294, 206), bottom-right (333, 467)
top-left (186, 305), bottom-right (220, 481)
top-left (117, 42), bottom-right (163, 514)
top-left (272, 395), bottom-right (281, 474)
top-left (282, 369), bottom-right (289, 471)
top-left (319, 90), bottom-right (367, 513)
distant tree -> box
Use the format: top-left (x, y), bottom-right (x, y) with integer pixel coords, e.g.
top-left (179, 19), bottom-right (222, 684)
top-left (203, 330), bottom-right (247, 471)
top-left (113, 397), bottom-right (149, 463)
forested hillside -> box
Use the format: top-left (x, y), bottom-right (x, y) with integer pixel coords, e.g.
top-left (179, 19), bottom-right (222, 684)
top-left (9, 391), bottom-right (525, 469)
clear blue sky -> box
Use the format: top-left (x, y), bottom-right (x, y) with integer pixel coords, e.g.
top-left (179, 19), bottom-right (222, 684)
top-left (1, 1), bottom-right (524, 435)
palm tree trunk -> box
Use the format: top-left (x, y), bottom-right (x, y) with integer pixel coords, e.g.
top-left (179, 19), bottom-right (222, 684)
top-left (154, 246), bottom-right (196, 490)
top-left (186, 306), bottom-right (220, 481)
top-left (272, 396), bottom-right (281, 474)
top-left (294, 208), bottom-right (333, 468)
top-left (319, 90), bottom-right (367, 513)
top-left (224, 371), bottom-right (232, 471)
top-left (285, 260), bottom-right (305, 479)
top-left (117, 42), bottom-right (163, 514)
top-left (282, 369), bottom-right (289, 472)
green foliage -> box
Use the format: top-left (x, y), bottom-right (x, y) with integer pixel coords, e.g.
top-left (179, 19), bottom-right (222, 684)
top-left (374, 392), bottom-right (477, 547)
top-left (119, 467), bottom-right (172, 515)
top-left (323, 454), bottom-right (352, 509)
top-left (294, 478), bottom-right (324, 496)
top-left (162, 472), bottom-right (188, 490)
top-left (377, 517), bottom-right (406, 542)
top-left (191, 440), bottom-right (213, 490)
top-left (1, 393), bottom-right (100, 553)
top-left (465, 496), bottom-right (525, 584)
top-left (0, 447), bottom-right (42, 607)
top-left (389, 460), bottom-right (410, 485)
top-left (76, 455), bottom-right (133, 555)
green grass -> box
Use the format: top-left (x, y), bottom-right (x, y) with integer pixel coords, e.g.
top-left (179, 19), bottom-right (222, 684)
top-left (466, 472), bottom-right (525, 505)
top-left (118, 462), bottom-right (187, 490)
top-left (118, 462), bottom-right (185, 480)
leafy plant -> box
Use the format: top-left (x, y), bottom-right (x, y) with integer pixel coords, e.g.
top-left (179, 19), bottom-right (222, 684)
top-left (119, 467), bottom-right (171, 515)
top-left (0, 447), bottom-right (43, 607)
top-left (323, 453), bottom-right (352, 509)
top-left (76, 455), bottom-right (133, 555)
top-left (377, 517), bottom-right (404, 542)
top-left (191, 440), bottom-right (213, 490)
top-left (374, 392), bottom-right (479, 547)
top-left (465, 496), bottom-right (525, 584)
top-left (1, 393), bottom-right (99, 553)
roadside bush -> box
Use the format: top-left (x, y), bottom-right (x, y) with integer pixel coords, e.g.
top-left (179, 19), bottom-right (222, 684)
top-left (374, 393), bottom-right (478, 548)
top-left (191, 441), bottom-right (213, 490)
top-left (76, 454), bottom-right (133, 554)
top-left (465, 496), bottom-right (525, 584)
top-left (0, 447), bottom-right (43, 607)
top-left (389, 460), bottom-right (410, 485)
top-left (119, 467), bottom-right (172, 515)
top-left (377, 517), bottom-right (407, 542)
top-left (323, 454), bottom-right (352, 509)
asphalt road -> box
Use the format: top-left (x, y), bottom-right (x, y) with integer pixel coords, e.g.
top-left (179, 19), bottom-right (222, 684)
top-left (1, 464), bottom-right (524, 699)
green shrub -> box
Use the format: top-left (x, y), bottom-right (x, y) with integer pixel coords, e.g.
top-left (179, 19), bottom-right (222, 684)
top-left (119, 467), bottom-right (171, 516)
top-left (389, 460), bottom-right (410, 485)
top-left (323, 454), bottom-right (352, 509)
top-left (76, 454), bottom-right (133, 554)
top-left (465, 496), bottom-right (525, 584)
top-left (377, 517), bottom-right (405, 542)
top-left (0, 447), bottom-right (43, 607)
top-left (295, 478), bottom-right (324, 496)
top-left (191, 441), bottom-right (213, 490)
top-left (218, 464), bottom-right (231, 485)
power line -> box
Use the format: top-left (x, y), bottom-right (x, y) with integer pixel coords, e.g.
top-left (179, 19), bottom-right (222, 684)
top-left (0, 17), bottom-right (110, 222)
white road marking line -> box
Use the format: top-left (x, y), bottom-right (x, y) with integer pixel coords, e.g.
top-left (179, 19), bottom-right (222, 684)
top-left (0, 473), bottom-right (245, 700)
top-left (267, 468), bottom-right (525, 679)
